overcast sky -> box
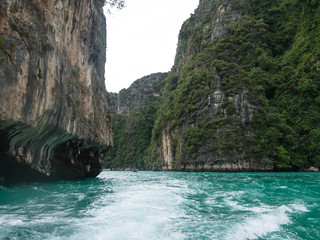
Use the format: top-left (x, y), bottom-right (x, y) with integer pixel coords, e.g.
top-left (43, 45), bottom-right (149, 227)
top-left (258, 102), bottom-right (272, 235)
top-left (104, 0), bottom-right (199, 93)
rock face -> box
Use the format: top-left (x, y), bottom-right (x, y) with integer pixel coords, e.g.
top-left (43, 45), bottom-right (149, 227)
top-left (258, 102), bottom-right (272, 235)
top-left (108, 73), bottom-right (167, 116)
top-left (104, 72), bottom-right (167, 169)
top-left (149, 0), bottom-right (274, 171)
top-left (148, 0), bottom-right (320, 172)
top-left (104, 0), bottom-right (320, 172)
top-left (0, 0), bottom-right (112, 181)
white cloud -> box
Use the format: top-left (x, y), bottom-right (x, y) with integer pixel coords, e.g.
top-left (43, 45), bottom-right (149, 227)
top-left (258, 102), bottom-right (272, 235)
top-left (104, 0), bottom-right (199, 92)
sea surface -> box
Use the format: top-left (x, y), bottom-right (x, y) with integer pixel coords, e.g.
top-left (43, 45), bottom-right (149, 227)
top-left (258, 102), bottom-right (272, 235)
top-left (0, 171), bottom-right (319, 240)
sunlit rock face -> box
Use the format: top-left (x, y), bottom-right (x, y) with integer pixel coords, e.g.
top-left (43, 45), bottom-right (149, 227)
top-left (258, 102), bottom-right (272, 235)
top-left (0, 0), bottom-right (112, 181)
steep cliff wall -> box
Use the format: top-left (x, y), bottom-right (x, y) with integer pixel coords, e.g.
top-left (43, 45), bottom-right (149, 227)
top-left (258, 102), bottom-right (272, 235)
top-left (149, 0), bottom-right (320, 171)
top-left (149, 0), bottom-right (269, 171)
top-left (108, 73), bottom-right (167, 116)
top-left (0, 0), bottom-right (112, 181)
top-left (104, 72), bottom-right (167, 169)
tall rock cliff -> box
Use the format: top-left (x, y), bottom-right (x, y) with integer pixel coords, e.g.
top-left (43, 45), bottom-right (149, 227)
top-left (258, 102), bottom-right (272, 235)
top-left (108, 73), bottom-right (167, 116)
top-left (104, 72), bottom-right (167, 169)
top-left (0, 0), bottom-right (112, 181)
top-left (148, 0), bottom-right (320, 171)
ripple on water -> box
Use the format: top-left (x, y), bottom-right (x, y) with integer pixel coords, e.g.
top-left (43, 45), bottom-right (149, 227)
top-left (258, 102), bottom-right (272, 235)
top-left (0, 171), bottom-right (319, 240)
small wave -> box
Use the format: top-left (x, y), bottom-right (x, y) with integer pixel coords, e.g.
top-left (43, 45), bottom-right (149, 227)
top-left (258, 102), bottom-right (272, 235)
top-left (289, 203), bottom-right (308, 213)
top-left (0, 215), bottom-right (25, 226)
top-left (225, 204), bottom-right (308, 240)
top-left (77, 193), bottom-right (85, 201)
top-left (224, 195), bottom-right (273, 213)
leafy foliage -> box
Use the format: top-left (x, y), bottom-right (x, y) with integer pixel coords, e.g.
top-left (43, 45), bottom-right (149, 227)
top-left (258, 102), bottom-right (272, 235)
top-left (98, 0), bottom-right (125, 13)
top-left (103, 101), bottom-right (160, 169)
top-left (148, 0), bottom-right (320, 170)
top-left (103, 73), bottom-right (167, 169)
top-left (105, 0), bottom-right (320, 170)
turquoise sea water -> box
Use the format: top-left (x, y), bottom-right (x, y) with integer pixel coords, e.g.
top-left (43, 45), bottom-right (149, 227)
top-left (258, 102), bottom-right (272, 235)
top-left (0, 171), bottom-right (319, 240)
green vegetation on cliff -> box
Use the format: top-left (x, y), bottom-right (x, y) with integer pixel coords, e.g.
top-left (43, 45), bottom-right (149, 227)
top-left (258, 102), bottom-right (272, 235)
top-left (105, 0), bottom-right (320, 171)
top-left (105, 102), bottom-right (160, 169)
top-left (151, 0), bottom-right (320, 170)
top-left (104, 73), bottom-right (167, 169)
top-left (249, 0), bottom-right (320, 169)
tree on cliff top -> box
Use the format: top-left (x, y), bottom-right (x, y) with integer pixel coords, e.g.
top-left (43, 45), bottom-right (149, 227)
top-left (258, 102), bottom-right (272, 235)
top-left (105, 0), bottom-right (125, 9)
top-left (104, 0), bottom-right (125, 12)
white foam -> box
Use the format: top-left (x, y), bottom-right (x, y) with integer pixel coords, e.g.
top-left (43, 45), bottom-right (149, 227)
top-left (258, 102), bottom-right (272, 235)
top-left (225, 196), bottom-right (272, 213)
top-left (67, 172), bottom-right (189, 240)
top-left (1, 172), bottom-right (314, 240)
top-left (77, 193), bottom-right (85, 201)
top-left (225, 204), bottom-right (308, 240)
top-left (289, 203), bottom-right (309, 212)
top-left (0, 214), bottom-right (25, 226)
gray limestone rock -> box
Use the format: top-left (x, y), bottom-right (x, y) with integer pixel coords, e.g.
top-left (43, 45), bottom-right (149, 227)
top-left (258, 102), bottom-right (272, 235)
top-left (0, 0), bottom-right (112, 181)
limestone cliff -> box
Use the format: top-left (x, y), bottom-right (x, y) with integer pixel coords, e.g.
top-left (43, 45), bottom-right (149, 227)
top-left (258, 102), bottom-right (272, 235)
top-left (148, 0), bottom-right (270, 171)
top-left (108, 72), bottom-right (168, 116)
top-left (0, 0), bottom-right (112, 181)
top-left (104, 73), bottom-right (167, 169)
top-left (150, 0), bottom-right (320, 171)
